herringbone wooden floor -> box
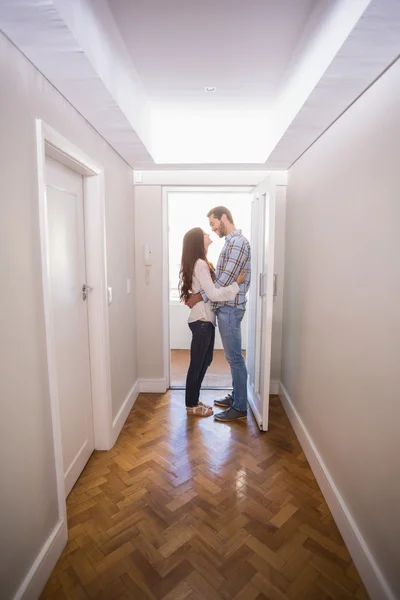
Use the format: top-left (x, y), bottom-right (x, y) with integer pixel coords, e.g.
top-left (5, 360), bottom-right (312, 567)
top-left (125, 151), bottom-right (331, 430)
top-left (41, 391), bottom-right (369, 600)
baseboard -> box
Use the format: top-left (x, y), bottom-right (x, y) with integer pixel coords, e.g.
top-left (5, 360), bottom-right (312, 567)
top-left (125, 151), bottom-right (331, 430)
top-left (111, 380), bottom-right (140, 446)
top-left (139, 378), bottom-right (167, 393)
top-left (278, 382), bottom-right (396, 600)
top-left (14, 519), bottom-right (67, 600)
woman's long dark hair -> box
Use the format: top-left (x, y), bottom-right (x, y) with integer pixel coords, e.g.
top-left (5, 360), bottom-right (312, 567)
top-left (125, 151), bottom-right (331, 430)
top-left (179, 227), bottom-right (215, 303)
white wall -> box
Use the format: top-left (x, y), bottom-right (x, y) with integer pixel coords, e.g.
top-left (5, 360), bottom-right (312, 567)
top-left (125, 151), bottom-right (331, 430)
top-left (134, 186), bottom-right (165, 381)
top-left (270, 186), bottom-right (286, 383)
top-left (0, 33), bottom-right (136, 599)
top-left (281, 59), bottom-right (400, 599)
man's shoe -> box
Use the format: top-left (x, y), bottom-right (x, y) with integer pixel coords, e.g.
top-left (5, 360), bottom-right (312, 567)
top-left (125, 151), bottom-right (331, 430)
top-left (214, 407), bottom-right (247, 422)
top-left (214, 394), bottom-right (233, 408)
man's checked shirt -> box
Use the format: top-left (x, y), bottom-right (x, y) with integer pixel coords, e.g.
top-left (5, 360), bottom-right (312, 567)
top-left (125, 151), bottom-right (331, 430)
top-left (201, 229), bottom-right (251, 310)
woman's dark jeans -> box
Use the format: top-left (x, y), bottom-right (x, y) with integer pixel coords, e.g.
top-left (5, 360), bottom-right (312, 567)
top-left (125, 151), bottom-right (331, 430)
top-left (185, 320), bottom-right (215, 407)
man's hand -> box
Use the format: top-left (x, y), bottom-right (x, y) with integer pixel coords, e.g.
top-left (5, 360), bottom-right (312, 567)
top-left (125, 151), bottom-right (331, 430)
top-left (185, 292), bottom-right (202, 309)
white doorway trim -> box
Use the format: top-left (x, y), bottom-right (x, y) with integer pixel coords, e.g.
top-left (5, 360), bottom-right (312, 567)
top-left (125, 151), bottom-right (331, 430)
top-left (162, 185), bottom-right (253, 388)
top-left (36, 121), bottom-right (113, 495)
top-left (21, 121), bottom-right (112, 600)
top-left (162, 187), bottom-right (170, 389)
top-left (134, 170), bottom-right (288, 186)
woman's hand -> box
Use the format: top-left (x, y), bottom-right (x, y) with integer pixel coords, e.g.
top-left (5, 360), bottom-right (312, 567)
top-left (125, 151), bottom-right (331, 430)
top-left (236, 270), bottom-right (247, 285)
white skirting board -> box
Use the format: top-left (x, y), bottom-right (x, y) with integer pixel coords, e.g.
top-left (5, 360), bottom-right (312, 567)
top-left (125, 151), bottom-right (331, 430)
top-left (139, 378), bottom-right (168, 393)
top-left (14, 520), bottom-right (67, 600)
top-left (278, 382), bottom-right (396, 600)
top-left (111, 378), bottom-right (167, 447)
top-left (111, 380), bottom-right (140, 447)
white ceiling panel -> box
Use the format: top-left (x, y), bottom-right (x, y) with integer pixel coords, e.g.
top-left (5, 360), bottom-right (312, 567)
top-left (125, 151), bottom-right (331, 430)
top-left (107, 0), bottom-right (318, 111)
top-left (1, 0), bottom-right (399, 168)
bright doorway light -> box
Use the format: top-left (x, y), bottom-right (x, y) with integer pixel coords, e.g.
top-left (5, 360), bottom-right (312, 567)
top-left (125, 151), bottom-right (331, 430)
top-left (168, 191), bottom-right (252, 301)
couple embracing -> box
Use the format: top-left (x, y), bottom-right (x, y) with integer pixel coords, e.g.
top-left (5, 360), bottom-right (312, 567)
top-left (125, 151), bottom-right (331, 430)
top-left (179, 206), bottom-right (251, 422)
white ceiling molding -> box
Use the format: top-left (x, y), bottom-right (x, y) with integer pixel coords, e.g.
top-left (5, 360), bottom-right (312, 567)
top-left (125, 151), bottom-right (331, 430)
top-left (131, 161), bottom-right (281, 172)
top-left (52, 0), bottom-right (153, 154)
top-left (266, 0), bottom-right (400, 168)
top-left (261, 0), bottom-right (372, 162)
top-left (0, 0), bottom-right (153, 166)
top-left (132, 170), bottom-right (288, 186)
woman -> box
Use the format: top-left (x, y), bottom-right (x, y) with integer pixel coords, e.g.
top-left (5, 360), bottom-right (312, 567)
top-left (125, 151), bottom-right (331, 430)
top-left (179, 227), bottom-right (246, 417)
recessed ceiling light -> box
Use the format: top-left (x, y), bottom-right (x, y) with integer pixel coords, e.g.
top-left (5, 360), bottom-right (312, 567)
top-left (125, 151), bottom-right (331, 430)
top-left (204, 86), bottom-right (216, 92)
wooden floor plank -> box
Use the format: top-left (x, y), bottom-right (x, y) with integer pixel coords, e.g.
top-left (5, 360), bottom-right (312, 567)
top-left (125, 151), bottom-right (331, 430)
top-left (40, 390), bottom-right (368, 600)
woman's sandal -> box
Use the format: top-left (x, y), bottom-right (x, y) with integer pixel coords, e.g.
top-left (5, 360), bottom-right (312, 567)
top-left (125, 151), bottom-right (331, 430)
top-left (186, 402), bottom-right (213, 417)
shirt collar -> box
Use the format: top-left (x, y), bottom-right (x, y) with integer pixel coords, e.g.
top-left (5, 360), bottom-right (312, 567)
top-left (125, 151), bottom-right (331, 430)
top-left (225, 229), bottom-right (242, 242)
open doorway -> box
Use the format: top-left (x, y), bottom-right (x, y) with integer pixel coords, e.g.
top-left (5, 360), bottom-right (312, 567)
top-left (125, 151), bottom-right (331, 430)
top-left (167, 188), bottom-right (252, 389)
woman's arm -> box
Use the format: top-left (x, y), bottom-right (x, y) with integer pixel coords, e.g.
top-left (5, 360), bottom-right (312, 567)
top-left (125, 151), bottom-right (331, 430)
top-left (194, 260), bottom-right (239, 302)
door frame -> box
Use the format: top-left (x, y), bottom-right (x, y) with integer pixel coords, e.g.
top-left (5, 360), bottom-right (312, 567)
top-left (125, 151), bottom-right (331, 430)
top-left (36, 120), bottom-right (113, 515)
top-left (247, 177), bottom-right (277, 431)
top-left (162, 185), bottom-right (254, 388)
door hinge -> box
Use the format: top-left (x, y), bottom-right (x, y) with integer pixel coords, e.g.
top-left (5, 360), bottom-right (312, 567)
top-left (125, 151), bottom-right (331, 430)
top-left (82, 284), bottom-right (93, 301)
top-left (259, 273), bottom-right (267, 297)
top-left (273, 274), bottom-right (278, 297)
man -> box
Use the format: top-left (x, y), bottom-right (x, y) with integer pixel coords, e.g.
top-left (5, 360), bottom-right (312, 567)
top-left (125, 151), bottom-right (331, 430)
top-left (187, 206), bottom-right (251, 422)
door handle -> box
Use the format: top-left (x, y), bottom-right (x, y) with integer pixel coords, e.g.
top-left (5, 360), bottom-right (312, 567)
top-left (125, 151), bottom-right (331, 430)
top-left (259, 274), bottom-right (277, 297)
top-left (273, 274), bottom-right (278, 297)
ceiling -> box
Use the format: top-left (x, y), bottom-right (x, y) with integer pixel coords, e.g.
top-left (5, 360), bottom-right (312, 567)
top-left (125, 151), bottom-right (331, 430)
top-left (1, 0), bottom-right (400, 168)
top-left (107, 0), bottom-right (318, 112)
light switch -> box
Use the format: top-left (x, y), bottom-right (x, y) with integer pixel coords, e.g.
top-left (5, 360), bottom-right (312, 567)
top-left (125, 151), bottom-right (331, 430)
top-left (107, 287), bottom-right (112, 305)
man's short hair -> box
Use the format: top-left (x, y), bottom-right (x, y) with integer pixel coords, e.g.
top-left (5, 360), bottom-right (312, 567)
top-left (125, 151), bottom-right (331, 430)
top-left (207, 206), bottom-right (234, 224)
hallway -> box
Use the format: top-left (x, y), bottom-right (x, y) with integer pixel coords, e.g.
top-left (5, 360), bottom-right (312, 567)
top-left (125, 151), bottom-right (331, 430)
top-left (40, 392), bottom-right (368, 600)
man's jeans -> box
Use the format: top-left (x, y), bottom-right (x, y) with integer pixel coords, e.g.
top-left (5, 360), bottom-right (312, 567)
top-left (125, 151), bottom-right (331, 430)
top-left (216, 306), bottom-right (248, 412)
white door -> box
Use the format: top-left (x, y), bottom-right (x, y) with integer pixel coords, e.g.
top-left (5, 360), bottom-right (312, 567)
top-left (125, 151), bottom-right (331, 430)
top-left (246, 176), bottom-right (276, 431)
top-left (45, 157), bottom-right (94, 497)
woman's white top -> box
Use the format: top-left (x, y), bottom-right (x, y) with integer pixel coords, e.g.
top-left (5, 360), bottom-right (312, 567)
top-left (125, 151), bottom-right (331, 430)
top-left (187, 259), bottom-right (239, 325)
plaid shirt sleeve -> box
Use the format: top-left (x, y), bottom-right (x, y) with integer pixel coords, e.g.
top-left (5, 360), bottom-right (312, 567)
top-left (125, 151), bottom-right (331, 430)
top-left (200, 289), bottom-right (209, 302)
